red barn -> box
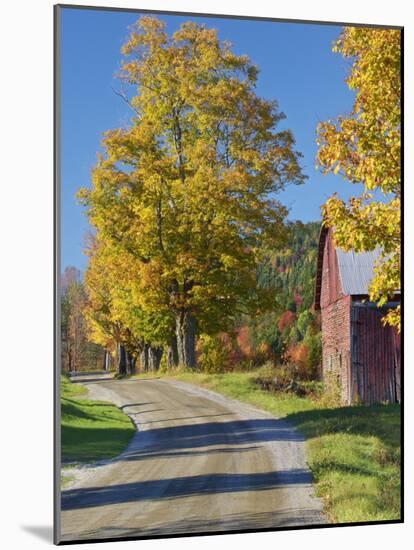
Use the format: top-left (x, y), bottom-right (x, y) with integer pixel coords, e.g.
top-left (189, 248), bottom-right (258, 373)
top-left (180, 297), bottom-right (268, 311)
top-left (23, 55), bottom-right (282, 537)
top-left (314, 226), bottom-right (401, 405)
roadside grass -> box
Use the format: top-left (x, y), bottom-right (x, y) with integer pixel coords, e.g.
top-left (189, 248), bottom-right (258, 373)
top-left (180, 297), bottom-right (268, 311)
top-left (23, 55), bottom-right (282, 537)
top-left (61, 374), bottom-right (135, 464)
top-left (152, 370), bottom-right (401, 524)
top-left (61, 471), bottom-right (75, 489)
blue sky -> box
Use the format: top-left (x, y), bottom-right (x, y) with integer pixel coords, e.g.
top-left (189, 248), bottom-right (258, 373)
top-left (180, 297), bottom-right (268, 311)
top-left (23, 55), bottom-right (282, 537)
top-left (60, 7), bottom-right (357, 271)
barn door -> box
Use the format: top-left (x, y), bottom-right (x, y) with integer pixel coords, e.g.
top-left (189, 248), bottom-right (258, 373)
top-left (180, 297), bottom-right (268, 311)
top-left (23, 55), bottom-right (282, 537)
top-left (351, 304), bottom-right (398, 404)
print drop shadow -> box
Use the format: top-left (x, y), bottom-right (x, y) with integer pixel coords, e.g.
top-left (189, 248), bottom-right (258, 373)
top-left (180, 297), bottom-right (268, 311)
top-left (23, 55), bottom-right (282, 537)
top-left (21, 525), bottom-right (53, 543)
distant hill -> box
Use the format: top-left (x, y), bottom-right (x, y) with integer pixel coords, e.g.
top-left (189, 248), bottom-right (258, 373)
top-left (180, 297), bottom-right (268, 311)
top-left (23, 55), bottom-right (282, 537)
top-left (236, 220), bottom-right (322, 376)
top-left (258, 220), bottom-right (320, 313)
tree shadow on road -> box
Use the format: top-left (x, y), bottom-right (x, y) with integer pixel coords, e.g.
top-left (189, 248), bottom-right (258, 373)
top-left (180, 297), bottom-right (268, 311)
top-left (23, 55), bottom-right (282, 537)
top-left (62, 468), bottom-right (312, 510)
top-left (66, 508), bottom-right (324, 541)
top-left (123, 417), bottom-right (303, 462)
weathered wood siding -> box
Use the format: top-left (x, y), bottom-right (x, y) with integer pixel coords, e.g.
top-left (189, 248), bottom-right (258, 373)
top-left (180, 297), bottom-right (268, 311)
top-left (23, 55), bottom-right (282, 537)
top-left (393, 329), bottom-right (401, 402)
top-left (321, 296), bottom-right (351, 403)
top-left (319, 229), bottom-right (351, 402)
top-left (320, 227), bottom-right (344, 309)
top-left (350, 303), bottom-right (401, 404)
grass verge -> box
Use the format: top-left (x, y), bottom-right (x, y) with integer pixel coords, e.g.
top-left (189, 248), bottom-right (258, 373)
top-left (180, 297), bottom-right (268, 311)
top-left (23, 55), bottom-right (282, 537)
top-left (61, 374), bottom-right (135, 464)
top-left (156, 370), bottom-right (401, 524)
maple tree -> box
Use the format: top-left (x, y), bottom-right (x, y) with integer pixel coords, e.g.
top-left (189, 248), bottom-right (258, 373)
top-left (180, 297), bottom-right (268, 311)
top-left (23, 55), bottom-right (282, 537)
top-left (83, 235), bottom-right (174, 373)
top-left (82, 237), bottom-right (127, 373)
top-left (316, 27), bottom-right (401, 330)
top-left (78, 16), bottom-right (305, 368)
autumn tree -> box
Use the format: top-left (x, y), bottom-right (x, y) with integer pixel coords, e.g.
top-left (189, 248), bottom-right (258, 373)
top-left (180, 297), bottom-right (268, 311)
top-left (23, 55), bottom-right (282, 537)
top-left (61, 267), bottom-right (83, 372)
top-left (61, 266), bottom-right (104, 372)
top-left (83, 235), bottom-right (174, 373)
top-left (317, 27), bottom-right (401, 329)
top-left (82, 238), bottom-right (127, 373)
top-left (79, 17), bottom-right (305, 368)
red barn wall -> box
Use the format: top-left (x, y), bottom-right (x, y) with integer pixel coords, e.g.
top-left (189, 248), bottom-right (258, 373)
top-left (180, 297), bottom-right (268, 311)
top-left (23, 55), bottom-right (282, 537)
top-left (320, 228), bottom-right (351, 403)
top-left (321, 296), bottom-right (351, 403)
top-left (318, 228), bottom-right (400, 405)
top-left (350, 304), bottom-right (400, 404)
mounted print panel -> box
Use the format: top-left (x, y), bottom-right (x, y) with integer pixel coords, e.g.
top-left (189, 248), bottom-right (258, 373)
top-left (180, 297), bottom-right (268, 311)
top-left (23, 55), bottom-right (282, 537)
top-left (54, 4), bottom-right (402, 545)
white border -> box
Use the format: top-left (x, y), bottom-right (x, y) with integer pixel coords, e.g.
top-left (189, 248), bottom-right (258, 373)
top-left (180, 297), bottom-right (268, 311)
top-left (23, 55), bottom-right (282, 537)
top-left (1, 1), bottom-right (412, 549)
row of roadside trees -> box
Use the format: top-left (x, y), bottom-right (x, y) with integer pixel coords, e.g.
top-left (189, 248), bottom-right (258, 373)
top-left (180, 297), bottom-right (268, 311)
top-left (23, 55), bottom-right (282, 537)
top-left (77, 17), bottom-right (306, 373)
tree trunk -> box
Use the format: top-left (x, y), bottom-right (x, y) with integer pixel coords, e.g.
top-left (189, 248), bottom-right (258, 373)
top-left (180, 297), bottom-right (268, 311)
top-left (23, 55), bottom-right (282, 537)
top-left (140, 344), bottom-right (149, 373)
top-left (117, 343), bottom-right (127, 375)
top-left (103, 349), bottom-right (108, 371)
top-left (176, 311), bottom-right (197, 369)
top-left (148, 346), bottom-right (163, 371)
top-left (126, 351), bottom-right (136, 375)
top-left (166, 336), bottom-right (179, 369)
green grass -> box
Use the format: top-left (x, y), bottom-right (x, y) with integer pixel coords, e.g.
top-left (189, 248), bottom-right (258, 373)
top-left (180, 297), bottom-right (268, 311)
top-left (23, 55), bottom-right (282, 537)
top-left (60, 470), bottom-right (75, 489)
top-left (157, 370), bottom-right (401, 524)
top-left (61, 375), bottom-right (135, 463)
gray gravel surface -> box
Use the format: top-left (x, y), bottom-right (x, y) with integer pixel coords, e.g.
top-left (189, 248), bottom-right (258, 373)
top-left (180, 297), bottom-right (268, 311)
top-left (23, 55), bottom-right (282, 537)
top-left (60, 374), bottom-right (325, 542)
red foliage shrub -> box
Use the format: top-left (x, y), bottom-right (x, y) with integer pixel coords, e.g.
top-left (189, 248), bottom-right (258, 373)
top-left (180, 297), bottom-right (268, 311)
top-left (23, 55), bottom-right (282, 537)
top-left (236, 325), bottom-right (252, 358)
top-left (283, 342), bottom-right (311, 379)
top-left (215, 331), bottom-right (246, 368)
top-left (277, 310), bottom-right (296, 332)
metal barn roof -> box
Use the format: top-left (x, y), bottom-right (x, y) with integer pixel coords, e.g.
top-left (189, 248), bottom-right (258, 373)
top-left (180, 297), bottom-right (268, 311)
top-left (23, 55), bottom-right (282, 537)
top-left (314, 225), bottom-right (400, 310)
top-left (336, 247), bottom-right (382, 295)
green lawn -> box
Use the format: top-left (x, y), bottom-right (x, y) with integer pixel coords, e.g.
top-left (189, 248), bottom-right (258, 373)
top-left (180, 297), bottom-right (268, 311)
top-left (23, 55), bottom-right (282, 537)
top-left (61, 375), bottom-right (135, 463)
top-left (158, 371), bottom-right (401, 524)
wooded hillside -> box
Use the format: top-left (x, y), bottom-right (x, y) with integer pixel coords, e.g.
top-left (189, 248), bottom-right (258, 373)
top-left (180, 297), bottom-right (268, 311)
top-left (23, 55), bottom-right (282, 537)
top-left (216, 220), bottom-right (322, 377)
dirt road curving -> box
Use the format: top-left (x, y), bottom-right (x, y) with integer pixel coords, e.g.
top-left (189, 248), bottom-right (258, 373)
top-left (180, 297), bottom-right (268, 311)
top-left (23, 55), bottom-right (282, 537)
top-left (60, 374), bottom-right (325, 542)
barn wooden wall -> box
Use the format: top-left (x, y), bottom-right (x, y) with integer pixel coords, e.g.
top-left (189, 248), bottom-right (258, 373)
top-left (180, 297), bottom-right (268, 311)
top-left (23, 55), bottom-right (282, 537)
top-left (350, 304), bottom-right (401, 404)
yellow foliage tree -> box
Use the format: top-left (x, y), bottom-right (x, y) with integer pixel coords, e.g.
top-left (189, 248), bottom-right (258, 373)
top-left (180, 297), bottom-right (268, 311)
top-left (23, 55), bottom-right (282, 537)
top-left (316, 27), bottom-right (401, 330)
top-left (83, 234), bottom-right (175, 373)
top-left (79, 17), bottom-right (305, 368)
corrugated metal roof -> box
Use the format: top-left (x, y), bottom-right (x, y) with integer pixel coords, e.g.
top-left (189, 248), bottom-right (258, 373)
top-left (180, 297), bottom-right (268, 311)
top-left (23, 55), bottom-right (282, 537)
top-left (336, 247), bottom-right (382, 295)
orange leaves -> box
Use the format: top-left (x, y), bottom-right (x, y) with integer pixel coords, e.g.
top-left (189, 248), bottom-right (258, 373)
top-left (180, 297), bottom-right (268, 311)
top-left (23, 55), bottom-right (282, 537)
top-left (282, 342), bottom-right (310, 379)
top-left (284, 342), bottom-right (309, 366)
top-left (236, 326), bottom-right (252, 358)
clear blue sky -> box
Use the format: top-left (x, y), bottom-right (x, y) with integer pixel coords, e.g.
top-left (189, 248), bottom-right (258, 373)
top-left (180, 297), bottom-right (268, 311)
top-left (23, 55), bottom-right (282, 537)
top-left (60, 7), bottom-right (357, 272)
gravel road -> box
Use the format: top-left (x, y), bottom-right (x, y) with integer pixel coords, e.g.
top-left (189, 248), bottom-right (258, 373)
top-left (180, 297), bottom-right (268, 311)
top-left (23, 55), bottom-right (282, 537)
top-left (60, 374), bottom-right (325, 542)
